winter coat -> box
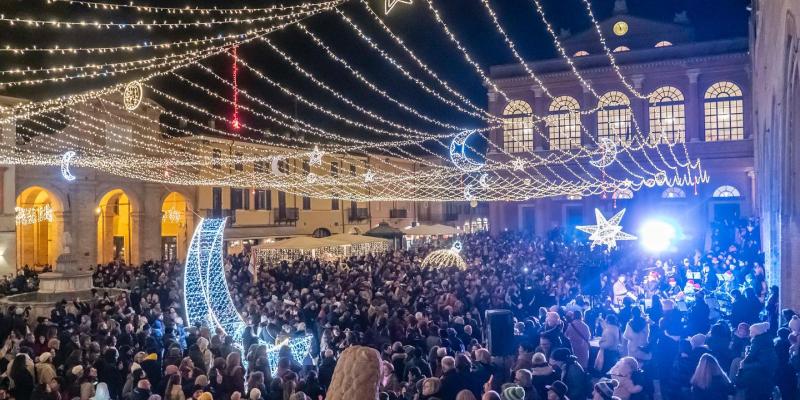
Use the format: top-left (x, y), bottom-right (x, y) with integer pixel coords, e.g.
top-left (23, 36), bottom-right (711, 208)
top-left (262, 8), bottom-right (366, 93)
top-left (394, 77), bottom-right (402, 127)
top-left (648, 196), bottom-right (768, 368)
top-left (735, 332), bottom-right (778, 400)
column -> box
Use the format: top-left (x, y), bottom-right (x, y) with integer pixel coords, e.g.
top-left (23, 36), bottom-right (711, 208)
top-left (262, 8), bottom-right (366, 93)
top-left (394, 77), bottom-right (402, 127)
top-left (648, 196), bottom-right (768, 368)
top-left (73, 183), bottom-right (98, 269)
top-left (487, 91), bottom-right (502, 155)
top-left (532, 86), bottom-right (547, 151)
top-left (630, 75), bottom-right (648, 140)
top-left (581, 82), bottom-right (597, 147)
top-left (141, 183), bottom-right (163, 263)
top-left (685, 69), bottom-right (702, 142)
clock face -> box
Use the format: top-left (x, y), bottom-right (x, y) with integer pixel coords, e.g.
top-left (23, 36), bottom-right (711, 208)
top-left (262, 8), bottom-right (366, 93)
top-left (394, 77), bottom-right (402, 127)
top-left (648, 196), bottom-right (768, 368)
top-left (613, 21), bottom-right (629, 36)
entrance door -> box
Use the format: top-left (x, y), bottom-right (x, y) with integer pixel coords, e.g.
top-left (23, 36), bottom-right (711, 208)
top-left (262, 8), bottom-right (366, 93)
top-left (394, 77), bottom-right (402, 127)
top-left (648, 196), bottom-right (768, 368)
top-left (162, 236), bottom-right (177, 261)
top-left (113, 236), bottom-right (125, 261)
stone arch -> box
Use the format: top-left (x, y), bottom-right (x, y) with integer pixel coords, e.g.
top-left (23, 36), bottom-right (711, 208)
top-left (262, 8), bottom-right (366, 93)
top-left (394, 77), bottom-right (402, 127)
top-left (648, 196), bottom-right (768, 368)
top-left (160, 191), bottom-right (194, 262)
top-left (15, 186), bottom-right (66, 269)
top-left (96, 188), bottom-right (140, 264)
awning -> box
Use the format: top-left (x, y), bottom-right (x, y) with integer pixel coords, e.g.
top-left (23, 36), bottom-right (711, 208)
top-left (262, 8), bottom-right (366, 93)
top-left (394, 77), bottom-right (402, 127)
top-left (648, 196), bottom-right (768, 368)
top-left (252, 236), bottom-right (338, 250)
top-left (403, 223), bottom-right (460, 236)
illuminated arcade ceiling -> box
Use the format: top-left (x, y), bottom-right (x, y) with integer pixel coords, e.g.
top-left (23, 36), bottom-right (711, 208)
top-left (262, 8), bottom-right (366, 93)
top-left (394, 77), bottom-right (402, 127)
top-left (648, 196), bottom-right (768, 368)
top-left (0, 0), bottom-right (707, 202)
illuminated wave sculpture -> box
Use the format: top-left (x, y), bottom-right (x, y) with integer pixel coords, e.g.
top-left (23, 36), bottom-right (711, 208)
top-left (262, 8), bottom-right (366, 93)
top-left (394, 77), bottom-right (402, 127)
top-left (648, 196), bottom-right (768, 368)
top-left (184, 218), bottom-right (312, 374)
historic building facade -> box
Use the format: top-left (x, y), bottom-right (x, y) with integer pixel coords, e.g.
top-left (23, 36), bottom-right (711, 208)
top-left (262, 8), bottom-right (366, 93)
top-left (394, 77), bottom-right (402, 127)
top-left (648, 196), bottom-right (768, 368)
top-left (751, 0), bottom-right (800, 307)
top-left (486, 3), bottom-right (753, 246)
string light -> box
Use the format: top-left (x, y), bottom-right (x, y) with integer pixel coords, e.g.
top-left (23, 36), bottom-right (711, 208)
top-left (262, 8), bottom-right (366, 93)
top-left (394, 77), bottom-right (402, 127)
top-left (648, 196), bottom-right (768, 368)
top-left (230, 46), bottom-right (241, 130)
top-left (421, 241), bottom-right (467, 269)
top-left (48, 0), bottom-right (342, 15)
top-left (577, 208), bottom-right (637, 250)
top-left (15, 205), bottom-right (54, 225)
top-left (123, 81), bottom-right (144, 110)
top-left (385, 0), bottom-right (412, 15)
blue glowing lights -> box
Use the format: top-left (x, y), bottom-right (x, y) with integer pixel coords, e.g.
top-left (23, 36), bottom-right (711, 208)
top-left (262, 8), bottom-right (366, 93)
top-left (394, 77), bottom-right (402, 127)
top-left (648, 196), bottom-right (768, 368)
top-left (184, 218), bottom-right (312, 374)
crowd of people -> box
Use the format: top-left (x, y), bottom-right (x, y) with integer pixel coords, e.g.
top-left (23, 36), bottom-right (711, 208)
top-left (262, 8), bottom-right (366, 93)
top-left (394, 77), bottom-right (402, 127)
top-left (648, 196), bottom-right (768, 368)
top-left (0, 217), bottom-right (794, 400)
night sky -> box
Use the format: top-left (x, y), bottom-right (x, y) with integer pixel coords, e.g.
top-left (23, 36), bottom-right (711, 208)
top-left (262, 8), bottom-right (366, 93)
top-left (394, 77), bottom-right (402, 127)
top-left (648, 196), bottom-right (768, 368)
top-left (1, 0), bottom-right (751, 148)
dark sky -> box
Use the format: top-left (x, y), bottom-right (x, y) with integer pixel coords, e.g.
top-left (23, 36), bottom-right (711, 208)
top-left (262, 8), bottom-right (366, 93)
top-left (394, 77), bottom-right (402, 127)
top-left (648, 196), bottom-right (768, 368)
top-left (2, 0), bottom-right (751, 148)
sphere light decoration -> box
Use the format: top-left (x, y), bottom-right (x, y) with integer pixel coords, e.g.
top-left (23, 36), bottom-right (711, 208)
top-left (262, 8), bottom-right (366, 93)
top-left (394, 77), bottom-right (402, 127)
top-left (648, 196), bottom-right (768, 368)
top-left (421, 241), bottom-right (467, 269)
top-left (123, 81), bottom-right (144, 111)
top-left (61, 151), bottom-right (76, 181)
top-left (640, 219), bottom-right (677, 253)
top-left (184, 218), bottom-right (312, 375)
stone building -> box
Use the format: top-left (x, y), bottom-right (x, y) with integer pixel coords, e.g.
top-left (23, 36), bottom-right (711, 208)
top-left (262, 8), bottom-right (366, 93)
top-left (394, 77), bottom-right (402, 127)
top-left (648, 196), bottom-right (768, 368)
top-left (486, 1), bottom-right (753, 246)
top-left (751, 0), bottom-right (800, 306)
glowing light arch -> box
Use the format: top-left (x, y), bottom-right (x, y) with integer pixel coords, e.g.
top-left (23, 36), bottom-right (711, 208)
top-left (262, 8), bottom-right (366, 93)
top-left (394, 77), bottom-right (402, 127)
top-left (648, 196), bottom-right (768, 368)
top-left (184, 218), bottom-right (312, 375)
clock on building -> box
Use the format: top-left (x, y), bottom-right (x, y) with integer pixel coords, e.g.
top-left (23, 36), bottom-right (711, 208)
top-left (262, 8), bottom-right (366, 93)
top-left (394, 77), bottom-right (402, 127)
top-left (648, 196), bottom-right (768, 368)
top-left (613, 21), bottom-right (629, 36)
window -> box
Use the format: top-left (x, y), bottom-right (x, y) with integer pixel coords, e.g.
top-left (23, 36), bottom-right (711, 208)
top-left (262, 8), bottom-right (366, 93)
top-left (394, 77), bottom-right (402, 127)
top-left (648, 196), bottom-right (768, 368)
top-left (234, 152), bottom-right (243, 172)
top-left (613, 46), bottom-right (630, 53)
top-left (704, 82), bottom-right (744, 141)
top-left (502, 100), bottom-right (534, 153)
top-left (230, 188), bottom-right (244, 210)
top-left (212, 149), bottom-right (222, 169)
top-left (302, 196), bottom-right (311, 210)
top-left (332, 198), bottom-right (339, 210)
top-left (662, 187), bottom-right (686, 199)
top-left (574, 50), bottom-right (589, 57)
top-left (278, 159), bottom-right (289, 174)
top-left (254, 190), bottom-right (270, 210)
top-left (330, 162), bottom-right (339, 178)
top-left (613, 188), bottom-right (634, 199)
top-left (212, 187), bottom-right (222, 217)
top-left (712, 185), bottom-right (741, 198)
top-left (597, 91), bottom-right (633, 144)
top-left (547, 96), bottom-right (582, 150)
top-left (350, 164), bottom-right (357, 176)
top-left (302, 160), bottom-right (310, 174)
top-left (655, 41), bottom-right (673, 47)
top-left (649, 86), bottom-right (686, 143)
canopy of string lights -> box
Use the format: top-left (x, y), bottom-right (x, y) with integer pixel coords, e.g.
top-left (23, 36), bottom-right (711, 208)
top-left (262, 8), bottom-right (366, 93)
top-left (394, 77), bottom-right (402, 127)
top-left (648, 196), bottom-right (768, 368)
top-left (0, 0), bottom-right (707, 202)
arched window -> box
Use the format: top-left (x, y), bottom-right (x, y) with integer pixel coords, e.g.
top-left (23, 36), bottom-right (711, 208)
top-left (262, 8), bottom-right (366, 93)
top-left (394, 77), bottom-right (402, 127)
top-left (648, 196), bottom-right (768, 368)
top-left (712, 185), bottom-right (741, 198)
top-left (662, 187), bottom-right (686, 199)
top-left (649, 86), bottom-right (686, 143)
top-left (613, 46), bottom-right (631, 53)
top-left (598, 91), bottom-right (633, 144)
top-left (704, 82), bottom-right (744, 141)
top-left (613, 188), bottom-right (634, 199)
top-left (547, 96), bottom-right (582, 150)
top-left (502, 100), bottom-right (534, 153)
top-left (655, 41), bottom-right (673, 47)
top-left (574, 50), bottom-right (590, 57)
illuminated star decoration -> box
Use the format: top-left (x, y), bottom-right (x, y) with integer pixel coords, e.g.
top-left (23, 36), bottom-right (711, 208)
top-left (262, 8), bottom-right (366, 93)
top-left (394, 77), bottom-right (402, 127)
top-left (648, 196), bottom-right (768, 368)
top-left (385, 0), bottom-right (412, 14)
top-left (184, 218), bottom-right (313, 375)
top-left (309, 145), bottom-right (323, 166)
top-left (363, 170), bottom-right (375, 183)
top-left (576, 208), bottom-right (637, 250)
top-left (512, 158), bottom-right (526, 171)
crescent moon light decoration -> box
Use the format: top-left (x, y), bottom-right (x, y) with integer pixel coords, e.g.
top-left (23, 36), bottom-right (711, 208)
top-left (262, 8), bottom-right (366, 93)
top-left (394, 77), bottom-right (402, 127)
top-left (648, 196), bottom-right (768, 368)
top-left (478, 173), bottom-right (489, 189)
top-left (184, 218), bottom-right (312, 375)
top-left (61, 151), bottom-right (76, 181)
top-left (270, 156), bottom-right (286, 177)
top-left (449, 131), bottom-right (484, 173)
top-left (589, 138), bottom-right (617, 168)
top-left (464, 184), bottom-right (475, 201)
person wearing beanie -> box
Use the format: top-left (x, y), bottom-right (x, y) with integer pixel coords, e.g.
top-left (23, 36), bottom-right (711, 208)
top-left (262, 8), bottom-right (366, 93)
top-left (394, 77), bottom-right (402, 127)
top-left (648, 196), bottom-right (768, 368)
top-left (549, 348), bottom-right (588, 400)
top-left (592, 379), bottom-right (620, 400)
top-left (502, 385), bottom-right (525, 400)
top-left (531, 352), bottom-right (557, 400)
top-left (545, 380), bottom-right (569, 400)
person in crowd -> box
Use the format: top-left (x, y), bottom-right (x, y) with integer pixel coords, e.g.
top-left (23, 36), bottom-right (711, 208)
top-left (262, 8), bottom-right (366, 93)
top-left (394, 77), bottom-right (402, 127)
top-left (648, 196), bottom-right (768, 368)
top-left (564, 311), bottom-right (591, 370)
top-left (549, 349), bottom-right (587, 400)
top-left (545, 381), bottom-right (569, 400)
top-left (735, 322), bottom-right (778, 400)
top-left (689, 353), bottom-right (733, 400)
top-left (592, 379), bottom-right (620, 400)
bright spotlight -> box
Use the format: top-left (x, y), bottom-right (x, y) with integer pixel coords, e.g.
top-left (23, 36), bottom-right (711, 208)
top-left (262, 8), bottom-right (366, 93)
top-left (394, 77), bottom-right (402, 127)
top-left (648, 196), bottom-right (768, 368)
top-left (640, 220), bottom-right (676, 253)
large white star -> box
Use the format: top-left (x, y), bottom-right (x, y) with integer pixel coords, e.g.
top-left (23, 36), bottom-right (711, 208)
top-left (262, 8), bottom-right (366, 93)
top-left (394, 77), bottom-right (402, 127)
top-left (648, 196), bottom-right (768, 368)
top-left (511, 157), bottom-right (526, 171)
top-left (309, 145), bottom-right (323, 167)
top-left (385, 0), bottom-right (412, 14)
top-left (577, 208), bottom-right (637, 250)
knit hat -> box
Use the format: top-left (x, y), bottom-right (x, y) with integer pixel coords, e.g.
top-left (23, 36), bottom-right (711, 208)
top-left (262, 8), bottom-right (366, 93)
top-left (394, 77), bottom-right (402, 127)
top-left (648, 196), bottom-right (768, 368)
top-left (550, 348), bottom-right (574, 363)
top-left (689, 334), bottom-right (706, 349)
top-left (531, 352), bottom-right (547, 366)
top-left (546, 381), bottom-right (568, 397)
top-left (502, 386), bottom-right (525, 400)
top-left (198, 392), bottom-right (213, 400)
top-left (750, 322), bottom-right (770, 338)
top-left (594, 379), bottom-right (619, 400)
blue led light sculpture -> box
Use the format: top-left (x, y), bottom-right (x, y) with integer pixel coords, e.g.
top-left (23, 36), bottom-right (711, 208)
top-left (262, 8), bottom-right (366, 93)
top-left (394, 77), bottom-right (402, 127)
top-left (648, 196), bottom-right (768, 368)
top-left (184, 218), bottom-right (312, 374)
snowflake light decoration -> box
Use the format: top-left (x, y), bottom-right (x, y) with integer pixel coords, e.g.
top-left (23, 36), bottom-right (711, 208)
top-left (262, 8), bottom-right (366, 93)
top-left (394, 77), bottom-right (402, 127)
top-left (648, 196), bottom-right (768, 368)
top-left (576, 208), bottom-right (637, 250)
top-left (512, 158), bottom-right (526, 171)
top-left (309, 145), bottom-right (323, 167)
top-left (15, 204), bottom-right (54, 225)
top-left (363, 170), bottom-right (375, 183)
top-left (162, 207), bottom-right (182, 224)
top-left (123, 81), bottom-right (144, 111)
top-left (184, 218), bottom-right (312, 375)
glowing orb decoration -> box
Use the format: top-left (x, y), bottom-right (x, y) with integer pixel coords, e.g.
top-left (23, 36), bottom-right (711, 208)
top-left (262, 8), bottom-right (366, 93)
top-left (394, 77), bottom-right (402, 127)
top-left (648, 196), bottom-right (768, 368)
top-left (61, 151), bottom-right (76, 181)
top-left (123, 81), bottom-right (144, 111)
top-left (589, 138), bottom-right (617, 168)
top-left (184, 218), bottom-right (312, 374)
top-left (421, 241), bottom-right (467, 270)
top-left (449, 131), bottom-right (484, 172)
top-left (309, 145), bottom-right (323, 167)
top-left (640, 219), bottom-right (676, 253)
top-left (576, 208), bottom-right (637, 250)
top-left (385, 0), bottom-right (412, 14)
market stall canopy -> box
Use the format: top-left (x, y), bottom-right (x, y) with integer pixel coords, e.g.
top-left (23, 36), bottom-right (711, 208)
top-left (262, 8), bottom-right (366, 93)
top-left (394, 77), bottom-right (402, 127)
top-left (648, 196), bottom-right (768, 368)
top-left (365, 222), bottom-right (405, 239)
top-left (253, 236), bottom-right (338, 250)
top-left (404, 224), bottom-right (461, 236)
top-left (326, 234), bottom-right (390, 246)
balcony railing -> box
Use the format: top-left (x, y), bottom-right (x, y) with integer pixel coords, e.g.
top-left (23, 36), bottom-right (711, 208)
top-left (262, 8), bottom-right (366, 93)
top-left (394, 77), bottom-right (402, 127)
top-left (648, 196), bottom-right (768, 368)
top-left (389, 209), bottom-right (408, 219)
top-left (349, 207), bottom-right (370, 221)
